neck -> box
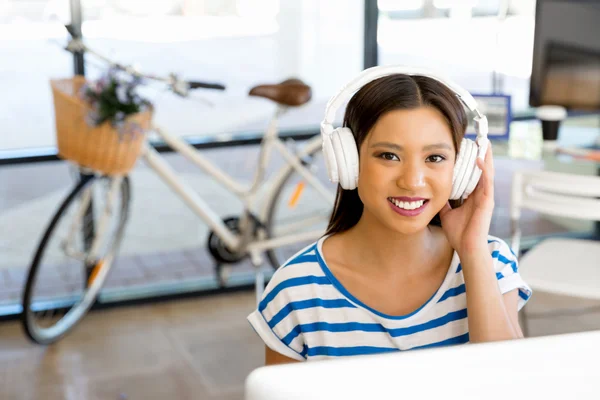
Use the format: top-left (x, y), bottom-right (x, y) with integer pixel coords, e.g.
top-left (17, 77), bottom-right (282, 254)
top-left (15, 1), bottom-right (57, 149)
top-left (341, 210), bottom-right (441, 276)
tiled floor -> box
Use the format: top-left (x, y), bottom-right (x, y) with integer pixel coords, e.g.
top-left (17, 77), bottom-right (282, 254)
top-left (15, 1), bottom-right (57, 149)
top-left (0, 291), bottom-right (263, 400)
top-left (1, 289), bottom-right (600, 400)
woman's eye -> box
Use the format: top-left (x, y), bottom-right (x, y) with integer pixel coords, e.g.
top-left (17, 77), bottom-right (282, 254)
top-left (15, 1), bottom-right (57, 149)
top-left (379, 152), bottom-right (399, 161)
top-left (426, 155), bottom-right (446, 163)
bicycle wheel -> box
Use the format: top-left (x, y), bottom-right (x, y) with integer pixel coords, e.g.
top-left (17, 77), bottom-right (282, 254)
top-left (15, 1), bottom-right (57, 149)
top-left (263, 136), bottom-right (336, 269)
top-left (21, 174), bottom-right (131, 344)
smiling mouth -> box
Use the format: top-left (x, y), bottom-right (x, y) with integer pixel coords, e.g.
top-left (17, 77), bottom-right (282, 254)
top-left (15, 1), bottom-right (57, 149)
top-left (387, 197), bottom-right (429, 216)
top-left (387, 198), bottom-right (429, 210)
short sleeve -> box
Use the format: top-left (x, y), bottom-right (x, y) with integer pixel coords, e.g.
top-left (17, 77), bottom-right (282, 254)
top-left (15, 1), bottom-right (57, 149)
top-left (247, 267), bottom-right (308, 361)
top-left (488, 236), bottom-right (532, 310)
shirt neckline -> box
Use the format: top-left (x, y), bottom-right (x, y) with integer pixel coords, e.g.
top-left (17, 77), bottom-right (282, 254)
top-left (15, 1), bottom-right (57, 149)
top-left (315, 235), bottom-right (459, 322)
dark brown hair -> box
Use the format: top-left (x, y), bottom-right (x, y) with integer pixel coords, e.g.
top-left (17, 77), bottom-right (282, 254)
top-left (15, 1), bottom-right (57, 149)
top-left (325, 74), bottom-right (468, 236)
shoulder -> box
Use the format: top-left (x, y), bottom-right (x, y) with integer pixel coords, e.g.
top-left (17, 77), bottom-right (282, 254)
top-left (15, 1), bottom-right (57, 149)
top-left (247, 239), bottom-right (335, 361)
top-left (486, 235), bottom-right (515, 254)
top-left (485, 236), bottom-right (532, 307)
top-left (265, 240), bottom-right (328, 293)
top-left (259, 240), bottom-right (333, 317)
top-left (485, 235), bottom-right (518, 273)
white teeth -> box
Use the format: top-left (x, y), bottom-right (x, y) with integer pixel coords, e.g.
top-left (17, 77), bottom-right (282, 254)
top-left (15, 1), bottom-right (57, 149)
top-left (391, 199), bottom-right (425, 210)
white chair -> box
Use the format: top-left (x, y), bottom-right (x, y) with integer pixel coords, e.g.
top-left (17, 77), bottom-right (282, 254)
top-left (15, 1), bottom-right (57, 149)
top-left (510, 169), bottom-right (600, 336)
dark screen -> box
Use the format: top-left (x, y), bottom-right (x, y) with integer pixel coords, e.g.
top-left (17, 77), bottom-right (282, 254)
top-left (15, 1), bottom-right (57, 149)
top-left (530, 0), bottom-right (600, 109)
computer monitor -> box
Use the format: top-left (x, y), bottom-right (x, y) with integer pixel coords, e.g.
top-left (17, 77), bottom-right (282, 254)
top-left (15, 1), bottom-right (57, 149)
top-left (530, 0), bottom-right (600, 110)
top-left (245, 330), bottom-right (600, 400)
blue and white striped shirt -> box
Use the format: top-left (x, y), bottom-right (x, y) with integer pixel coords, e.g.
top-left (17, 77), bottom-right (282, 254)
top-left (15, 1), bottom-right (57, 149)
top-left (248, 235), bottom-right (532, 361)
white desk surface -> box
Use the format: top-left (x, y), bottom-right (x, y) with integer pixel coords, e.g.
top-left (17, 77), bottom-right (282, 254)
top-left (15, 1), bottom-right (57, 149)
top-left (246, 330), bottom-right (600, 400)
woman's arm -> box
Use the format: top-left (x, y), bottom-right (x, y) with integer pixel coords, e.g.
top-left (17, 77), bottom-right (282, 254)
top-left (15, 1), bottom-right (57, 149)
top-left (266, 346), bottom-right (301, 365)
top-left (460, 249), bottom-right (523, 343)
top-left (440, 143), bottom-right (524, 343)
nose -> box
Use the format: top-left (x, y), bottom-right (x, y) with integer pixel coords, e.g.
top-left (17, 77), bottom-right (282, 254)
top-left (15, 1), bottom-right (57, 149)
top-left (396, 160), bottom-right (426, 190)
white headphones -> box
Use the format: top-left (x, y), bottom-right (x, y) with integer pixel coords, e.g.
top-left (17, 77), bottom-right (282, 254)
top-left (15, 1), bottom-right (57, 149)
top-left (320, 65), bottom-right (489, 200)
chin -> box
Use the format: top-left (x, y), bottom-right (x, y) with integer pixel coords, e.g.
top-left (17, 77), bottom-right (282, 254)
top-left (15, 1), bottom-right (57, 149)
top-left (375, 210), bottom-right (433, 235)
top-left (387, 219), bottom-right (430, 236)
top-left (385, 203), bottom-right (443, 235)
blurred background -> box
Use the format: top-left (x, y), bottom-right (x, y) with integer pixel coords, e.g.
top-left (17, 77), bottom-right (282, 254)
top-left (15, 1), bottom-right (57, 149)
top-left (0, 0), bottom-right (536, 154)
top-left (2, 1), bottom-right (600, 399)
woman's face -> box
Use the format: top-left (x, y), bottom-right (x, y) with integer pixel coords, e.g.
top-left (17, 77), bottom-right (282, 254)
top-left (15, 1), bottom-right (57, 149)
top-left (357, 106), bottom-right (457, 235)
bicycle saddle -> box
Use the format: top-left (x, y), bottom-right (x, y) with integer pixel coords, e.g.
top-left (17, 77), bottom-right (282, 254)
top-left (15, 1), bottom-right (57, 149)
top-left (249, 78), bottom-right (312, 106)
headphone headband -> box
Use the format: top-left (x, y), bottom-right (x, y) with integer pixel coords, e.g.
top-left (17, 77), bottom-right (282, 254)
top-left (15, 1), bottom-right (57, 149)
top-left (321, 65), bottom-right (487, 139)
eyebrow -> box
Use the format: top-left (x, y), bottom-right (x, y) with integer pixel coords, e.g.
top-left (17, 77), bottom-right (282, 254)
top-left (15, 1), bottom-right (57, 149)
top-left (370, 142), bottom-right (453, 151)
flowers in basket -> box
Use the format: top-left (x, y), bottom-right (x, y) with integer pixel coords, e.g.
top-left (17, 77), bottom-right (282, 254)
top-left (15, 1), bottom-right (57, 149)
top-left (79, 68), bottom-right (153, 140)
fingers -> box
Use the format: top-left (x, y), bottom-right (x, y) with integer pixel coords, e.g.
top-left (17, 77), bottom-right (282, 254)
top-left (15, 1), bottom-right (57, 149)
top-left (476, 142), bottom-right (494, 197)
top-left (476, 158), bottom-right (491, 197)
top-left (476, 157), bottom-right (485, 171)
top-left (485, 140), bottom-right (494, 174)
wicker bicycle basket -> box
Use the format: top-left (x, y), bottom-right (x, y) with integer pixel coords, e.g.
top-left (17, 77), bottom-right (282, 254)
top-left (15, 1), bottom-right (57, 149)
top-left (50, 75), bottom-right (153, 176)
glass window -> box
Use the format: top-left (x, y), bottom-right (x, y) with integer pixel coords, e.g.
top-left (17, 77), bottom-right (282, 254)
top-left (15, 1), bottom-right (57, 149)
top-left (0, 0), bottom-right (73, 153)
top-left (1, 0), bottom-right (365, 152)
top-left (377, 0), bottom-right (537, 114)
top-left (78, 0), bottom-right (364, 144)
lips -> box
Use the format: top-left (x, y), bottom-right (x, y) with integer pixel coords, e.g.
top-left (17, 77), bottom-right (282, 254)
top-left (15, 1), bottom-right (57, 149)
top-left (389, 196), bottom-right (428, 202)
top-left (387, 197), bottom-right (430, 217)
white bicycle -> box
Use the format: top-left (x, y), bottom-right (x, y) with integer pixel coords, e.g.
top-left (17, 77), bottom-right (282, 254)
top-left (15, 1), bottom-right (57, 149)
top-left (21, 31), bottom-right (335, 344)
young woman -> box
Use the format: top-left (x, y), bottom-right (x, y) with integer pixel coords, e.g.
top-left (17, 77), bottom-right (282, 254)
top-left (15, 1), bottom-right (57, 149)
top-left (248, 69), bottom-right (532, 365)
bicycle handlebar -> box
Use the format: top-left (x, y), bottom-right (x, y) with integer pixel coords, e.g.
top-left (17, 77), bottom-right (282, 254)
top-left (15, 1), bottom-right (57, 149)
top-left (188, 81), bottom-right (226, 91)
top-left (62, 25), bottom-right (226, 96)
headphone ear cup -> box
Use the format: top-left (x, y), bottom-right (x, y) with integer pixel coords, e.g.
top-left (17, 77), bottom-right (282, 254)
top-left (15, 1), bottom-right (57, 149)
top-left (330, 130), bottom-right (348, 188)
top-left (331, 128), bottom-right (358, 190)
top-left (462, 141), bottom-right (486, 198)
top-left (451, 138), bottom-right (478, 200)
top-left (337, 127), bottom-right (359, 190)
top-left (453, 139), bottom-right (479, 200)
top-left (450, 139), bottom-right (467, 200)
top-left (456, 139), bottom-right (479, 199)
top-left (463, 164), bottom-right (482, 198)
top-left (322, 134), bottom-right (339, 184)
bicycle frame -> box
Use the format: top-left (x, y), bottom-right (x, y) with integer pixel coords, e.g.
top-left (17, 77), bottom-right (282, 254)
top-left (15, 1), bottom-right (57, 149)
top-left (139, 105), bottom-right (334, 256)
top-left (24, 35), bottom-right (335, 340)
top-left (55, 36), bottom-right (334, 264)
